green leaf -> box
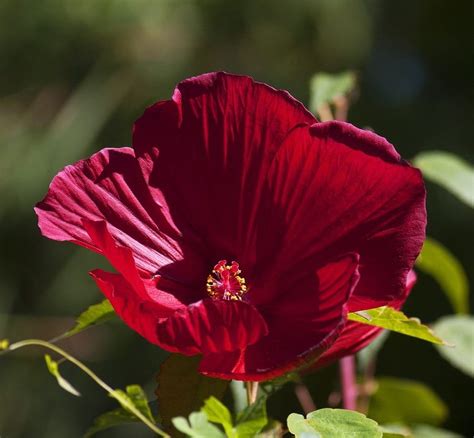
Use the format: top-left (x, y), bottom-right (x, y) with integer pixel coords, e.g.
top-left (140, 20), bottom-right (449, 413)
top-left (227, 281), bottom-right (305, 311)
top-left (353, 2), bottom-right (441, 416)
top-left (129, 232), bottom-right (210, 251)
top-left (200, 393), bottom-right (268, 438)
top-left (413, 151), bottom-right (474, 207)
top-left (65, 299), bottom-right (115, 337)
top-left (156, 354), bottom-right (228, 434)
top-left (433, 315), bottom-right (474, 377)
top-left (235, 394), bottom-right (268, 438)
top-left (287, 413), bottom-right (321, 437)
top-left (348, 306), bottom-right (446, 345)
top-left (85, 384), bottom-right (154, 437)
top-left (379, 423), bottom-right (411, 437)
top-left (410, 424), bottom-right (463, 438)
top-left (368, 378), bottom-right (447, 426)
top-left (202, 396), bottom-right (234, 437)
top-left (309, 71), bottom-right (357, 114)
top-left (44, 354), bottom-right (81, 397)
top-left (172, 412), bottom-right (226, 438)
top-left (416, 237), bottom-right (469, 314)
top-left (287, 408), bottom-right (382, 438)
top-left (112, 384), bottom-right (155, 422)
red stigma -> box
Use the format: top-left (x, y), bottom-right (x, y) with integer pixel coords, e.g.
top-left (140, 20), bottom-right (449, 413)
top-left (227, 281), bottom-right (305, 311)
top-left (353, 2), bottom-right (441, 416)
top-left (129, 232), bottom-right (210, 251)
top-left (206, 260), bottom-right (247, 300)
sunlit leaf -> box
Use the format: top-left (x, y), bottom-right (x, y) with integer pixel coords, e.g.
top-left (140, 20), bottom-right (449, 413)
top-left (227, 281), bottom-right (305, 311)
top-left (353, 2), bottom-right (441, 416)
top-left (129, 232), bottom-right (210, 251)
top-left (202, 396), bottom-right (234, 437)
top-left (85, 384), bottom-right (154, 437)
top-left (201, 390), bottom-right (268, 438)
top-left (416, 237), bottom-right (469, 314)
top-left (44, 354), bottom-right (81, 397)
top-left (64, 299), bottom-right (115, 338)
top-left (156, 354), bottom-right (228, 434)
top-left (172, 412), bottom-right (226, 438)
top-left (287, 408), bottom-right (382, 438)
top-left (198, 392), bottom-right (270, 438)
top-left (112, 385), bottom-right (155, 422)
top-left (235, 394), bottom-right (268, 438)
top-left (413, 151), bottom-right (474, 207)
top-left (368, 378), bottom-right (447, 426)
top-left (348, 307), bottom-right (446, 345)
top-left (433, 315), bottom-right (474, 377)
top-left (287, 413), bottom-right (321, 438)
top-left (309, 71), bottom-right (357, 116)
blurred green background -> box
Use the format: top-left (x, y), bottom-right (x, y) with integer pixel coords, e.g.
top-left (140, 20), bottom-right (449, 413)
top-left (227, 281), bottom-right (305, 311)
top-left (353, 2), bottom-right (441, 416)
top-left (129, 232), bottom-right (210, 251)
top-left (0, 0), bottom-right (472, 436)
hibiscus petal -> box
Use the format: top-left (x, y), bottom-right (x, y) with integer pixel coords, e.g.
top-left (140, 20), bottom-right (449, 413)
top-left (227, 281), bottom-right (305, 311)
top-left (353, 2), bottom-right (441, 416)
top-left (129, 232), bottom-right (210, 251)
top-left (313, 270), bottom-right (417, 368)
top-left (132, 72), bottom-right (316, 274)
top-left (35, 147), bottom-right (206, 291)
top-left (83, 219), bottom-right (148, 298)
top-left (257, 121), bottom-right (425, 307)
top-left (199, 254), bottom-right (359, 381)
top-left (90, 269), bottom-right (170, 345)
top-left (82, 219), bottom-right (189, 306)
top-left (156, 299), bottom-right (269, 355)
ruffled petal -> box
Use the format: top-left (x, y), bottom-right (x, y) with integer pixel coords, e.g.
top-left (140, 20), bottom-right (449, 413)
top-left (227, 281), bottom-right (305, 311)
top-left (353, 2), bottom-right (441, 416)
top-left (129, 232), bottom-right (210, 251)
top-left (132, 72), bottom-right (316, 275)
top-left (90, 269), bottom-right (179, 345)
top-left (156, 299), bottom-right (269, 355)
top-left (312, 270), bottom-right (418, 369)
top-left (84, 219), bottom-right (195, 307)
top-left (199, 254), bottom-right (359, 381)
top-left (83, 219), bottom-right (148, 298)
top-left (82, 218), bottom-right (194, 347)
top-left (35, 147), bottom-right (207, 292)
top-left (255, 121), bottom-right (425, 307)
top-left (86, 221), bottom-right (197, 346)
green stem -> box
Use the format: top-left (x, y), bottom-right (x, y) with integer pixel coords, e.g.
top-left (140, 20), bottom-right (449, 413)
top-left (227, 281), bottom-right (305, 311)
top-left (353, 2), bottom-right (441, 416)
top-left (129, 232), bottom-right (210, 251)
top-left (5, 339), bottom-right (170, 438)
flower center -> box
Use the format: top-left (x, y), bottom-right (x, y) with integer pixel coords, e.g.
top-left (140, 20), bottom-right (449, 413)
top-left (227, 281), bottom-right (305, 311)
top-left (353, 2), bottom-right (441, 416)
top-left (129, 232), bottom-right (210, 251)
top-left (206, 260), bottom-right (247, 301)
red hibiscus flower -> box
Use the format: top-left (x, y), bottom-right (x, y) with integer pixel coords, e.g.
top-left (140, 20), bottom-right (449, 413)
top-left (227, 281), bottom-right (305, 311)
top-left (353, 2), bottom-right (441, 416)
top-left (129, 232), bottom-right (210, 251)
top-left (35, 72), bottom-right (426, 381)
